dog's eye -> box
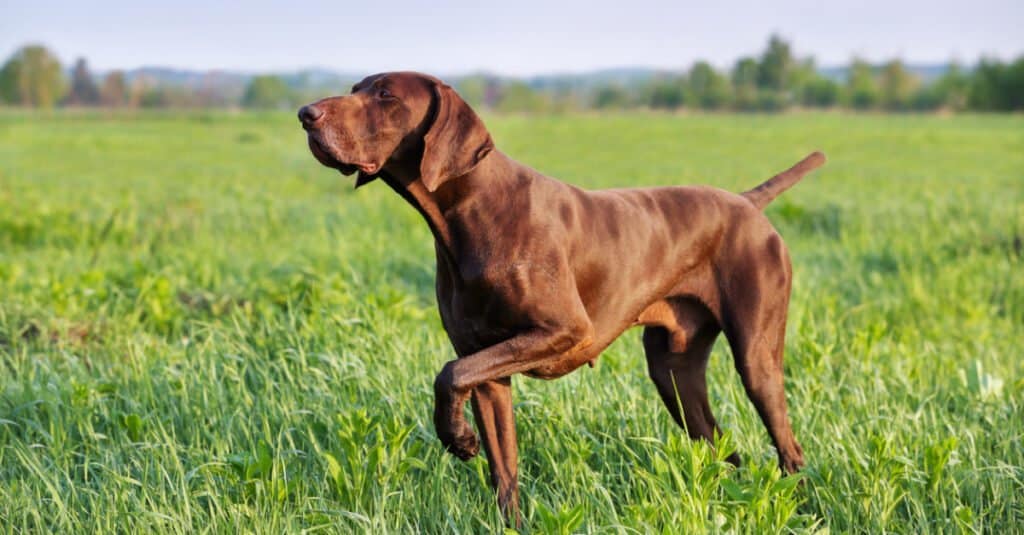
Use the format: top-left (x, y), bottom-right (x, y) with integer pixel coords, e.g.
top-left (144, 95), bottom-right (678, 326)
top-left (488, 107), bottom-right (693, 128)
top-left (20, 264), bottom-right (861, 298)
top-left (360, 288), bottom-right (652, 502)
top-left (377, 88), bottom-right (392, 99)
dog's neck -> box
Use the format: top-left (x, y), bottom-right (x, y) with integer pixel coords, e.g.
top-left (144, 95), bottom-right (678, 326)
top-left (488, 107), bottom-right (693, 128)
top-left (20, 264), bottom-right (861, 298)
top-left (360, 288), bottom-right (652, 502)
top-left (379, 150), bottom-right (521, 266)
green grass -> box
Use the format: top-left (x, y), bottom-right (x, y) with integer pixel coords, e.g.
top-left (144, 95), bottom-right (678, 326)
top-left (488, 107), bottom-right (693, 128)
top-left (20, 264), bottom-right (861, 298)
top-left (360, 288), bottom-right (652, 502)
top-left (1, 109), bottom-right (1022, 533)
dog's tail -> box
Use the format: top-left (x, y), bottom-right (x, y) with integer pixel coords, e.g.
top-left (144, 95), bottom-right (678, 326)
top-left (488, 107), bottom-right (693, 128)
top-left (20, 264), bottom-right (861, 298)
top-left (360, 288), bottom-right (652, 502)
top-left (742, 151), bottom-right (826, 210)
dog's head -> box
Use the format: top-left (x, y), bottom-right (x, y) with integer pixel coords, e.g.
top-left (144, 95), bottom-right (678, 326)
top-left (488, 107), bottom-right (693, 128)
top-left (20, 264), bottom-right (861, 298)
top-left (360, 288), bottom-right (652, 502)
top-left (298, 71), bottom-right (493, 191)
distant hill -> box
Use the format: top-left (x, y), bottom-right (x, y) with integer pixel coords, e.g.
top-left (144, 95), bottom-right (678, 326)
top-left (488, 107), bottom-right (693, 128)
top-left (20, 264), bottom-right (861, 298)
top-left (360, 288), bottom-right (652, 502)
top-left (524, 67), bottom-right (667, 91)
top-left (275, 68), bottom-right (364, 91)
top-left (818, 63), bottom-right (951, 82)
top-left (122, 67), bottom-right (249, 87)
top-left (90, 66), bottom-right (362, 95)
top-left (97, 63), bottom-right (953, 95)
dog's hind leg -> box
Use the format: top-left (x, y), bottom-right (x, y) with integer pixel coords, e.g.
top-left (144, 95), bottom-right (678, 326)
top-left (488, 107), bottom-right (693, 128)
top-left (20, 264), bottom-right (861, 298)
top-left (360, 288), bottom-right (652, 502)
top-left (722, 310), bottom-right (805, 473)
top-left (642, 301), bottom-right (740, 465)
top-left (470, 377), bottom-right (520, 526)
top-left (720, 236), bottom-right (804, 473)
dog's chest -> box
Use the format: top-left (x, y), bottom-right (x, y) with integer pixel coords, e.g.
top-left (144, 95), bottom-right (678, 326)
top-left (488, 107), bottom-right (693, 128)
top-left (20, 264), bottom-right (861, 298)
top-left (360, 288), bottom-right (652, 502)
top-left (436, 255), bottom-right (545, 352)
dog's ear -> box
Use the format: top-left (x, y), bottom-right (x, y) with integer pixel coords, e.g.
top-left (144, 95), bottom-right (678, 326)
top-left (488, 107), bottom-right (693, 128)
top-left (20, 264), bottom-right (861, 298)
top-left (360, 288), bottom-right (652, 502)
top-left (355, 171), bottom-right (377, 188)
top-left (420, 83), bottom-right (494, 192)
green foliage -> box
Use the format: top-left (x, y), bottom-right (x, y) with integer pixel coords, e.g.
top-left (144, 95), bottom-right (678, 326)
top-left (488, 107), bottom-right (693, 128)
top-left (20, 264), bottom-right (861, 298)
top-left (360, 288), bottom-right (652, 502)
top-left (646, 77), bottom-right (685, 110)
top-left (732, 57), bottom-right (759, 89)
top-left (685, 61), bottom-right (732, 110)
top-left (0, 44), bottom-right (66, 107)
top-left (800, 76), bottom-right (840, 108)
top-left (968, 57), bottom-right (1024, 111)
top-left (138, 85), bottom-right (197, 108)
top-left (731, 57), bottom-right (761, 111)
top-left (0, 111), bottom-right (1022, 532)
top-left (138, 86), bottom-right (168, 108)
top-left (453, 75), bottom-right (489, 108)
top-left (757, 34), bottom-right (796, 92)
top-left (931, 62), bottom-right (971, 111)
top-left (242, 75), bottom-right (293, 109)
top-left (593, 85), bottom-right (631, 109)
top-left (878, 59), bottom-right (919, 111)
top-left (846, 58), bottom-right (879, 110)
top-left (495, 81), bottom-right (550, 113)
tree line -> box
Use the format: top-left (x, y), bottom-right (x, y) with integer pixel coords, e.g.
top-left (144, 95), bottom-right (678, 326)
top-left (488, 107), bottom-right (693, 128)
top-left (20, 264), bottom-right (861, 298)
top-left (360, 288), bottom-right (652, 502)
top-left (585, 36), bottom-right (1022, 113)
top-left (2, 36), bottom-right (1022, 112)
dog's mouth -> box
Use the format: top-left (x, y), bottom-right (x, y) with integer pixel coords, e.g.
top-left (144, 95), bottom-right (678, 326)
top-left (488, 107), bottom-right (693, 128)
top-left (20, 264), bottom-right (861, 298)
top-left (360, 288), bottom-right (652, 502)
top-left (307, 136), bottom-right (379, 176)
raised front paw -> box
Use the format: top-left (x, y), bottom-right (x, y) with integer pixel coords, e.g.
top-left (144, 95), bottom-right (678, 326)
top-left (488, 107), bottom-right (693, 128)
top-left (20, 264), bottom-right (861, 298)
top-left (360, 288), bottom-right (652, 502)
top-left (439, 422), bottom-right (479, 461)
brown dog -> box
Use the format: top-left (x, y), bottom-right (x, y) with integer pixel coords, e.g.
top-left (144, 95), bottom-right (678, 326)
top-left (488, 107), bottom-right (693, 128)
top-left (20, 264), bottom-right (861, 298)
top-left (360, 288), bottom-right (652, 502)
top-left (299, 71), bottom-right (824, 524)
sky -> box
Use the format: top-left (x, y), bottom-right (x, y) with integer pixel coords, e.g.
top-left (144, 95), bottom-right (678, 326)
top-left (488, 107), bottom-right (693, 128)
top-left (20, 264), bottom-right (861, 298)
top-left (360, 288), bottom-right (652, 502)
top-left (2, 0), bottom-right (1022, 76)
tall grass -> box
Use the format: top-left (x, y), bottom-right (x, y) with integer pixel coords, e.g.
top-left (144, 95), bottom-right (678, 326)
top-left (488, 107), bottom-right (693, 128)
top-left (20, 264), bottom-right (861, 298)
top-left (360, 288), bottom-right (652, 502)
top-left (1, 110), bottom-right (1022, 532)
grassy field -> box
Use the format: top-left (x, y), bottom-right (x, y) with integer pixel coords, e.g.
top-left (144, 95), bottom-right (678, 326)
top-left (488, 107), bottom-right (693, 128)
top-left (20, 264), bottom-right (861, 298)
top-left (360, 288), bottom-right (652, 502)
top-left (1, 109), bottom-right (1022, 533)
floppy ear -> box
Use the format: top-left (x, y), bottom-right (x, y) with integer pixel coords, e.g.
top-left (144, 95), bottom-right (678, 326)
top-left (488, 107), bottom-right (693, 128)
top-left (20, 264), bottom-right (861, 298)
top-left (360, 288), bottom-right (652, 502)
top-left (420, 83), bottom-right (494, 192)
top-left (354, 171), bottom-right (377, 188)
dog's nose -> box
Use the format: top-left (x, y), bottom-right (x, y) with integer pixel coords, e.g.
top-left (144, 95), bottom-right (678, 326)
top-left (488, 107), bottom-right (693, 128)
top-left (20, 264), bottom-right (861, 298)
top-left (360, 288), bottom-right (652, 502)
top-left (298, 104), bottom-right (324, 127)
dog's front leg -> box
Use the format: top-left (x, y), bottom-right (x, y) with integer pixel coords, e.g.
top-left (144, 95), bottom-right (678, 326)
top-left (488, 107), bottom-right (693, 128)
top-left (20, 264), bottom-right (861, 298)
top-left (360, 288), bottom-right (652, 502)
top-left (433, 323), bottom-right (592, 459)
top-left (434, 323), bottom-right (590, 525)
top-left (471, 378), bottom-right (520, 526)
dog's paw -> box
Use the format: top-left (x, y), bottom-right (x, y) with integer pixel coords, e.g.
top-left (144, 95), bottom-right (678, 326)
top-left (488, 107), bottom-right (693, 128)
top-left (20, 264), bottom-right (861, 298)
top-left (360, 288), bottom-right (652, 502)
top-left (439, 424), bottom-right (479, 461)
top-left (779, 442), bottom-right (805, 474)
top-left (449, 433), bottom-right (480, 461)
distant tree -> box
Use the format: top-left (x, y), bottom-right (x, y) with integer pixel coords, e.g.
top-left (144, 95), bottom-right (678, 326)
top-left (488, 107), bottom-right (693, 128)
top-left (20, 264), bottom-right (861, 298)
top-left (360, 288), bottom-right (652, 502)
top-left (593, 84), bottom-right (631, 109)
top-left (731, 57), bottom-right (760, 110)
top-left (755, 91), bottom-right (788, 112)
top-left (732, 57), bottom-right (759, 88)
top-left (454, 75), bottom-right (488, 108)
top-left (800, 76), bottom-right (840, 107)
top-left (138, 85), bottom-right (198, 108)
top-left (483, 78), bottom-right (502, 109)
top-left (846, 58), bottom-right (878, 110)
top-left (968, 58), bottom-right (1005, 110)
top-left (749, 35), bottom-right (801, 110)
top-left (0, 63), bottom-right (14, 104)
top-left (929, 62), bottom-right (970, 111)
top-left (546, 86), bottom-right (582, 113)
top-left (139, 86), bottom-right (169, 108)
top-left (128, 76), bottom-right (150, 107)
top-left (560, 95), bottom-right (583, 113)
top-left (242, 75), bottom-right (292, 109)
top-left (0, 44), bottom-right (66, 107)
top-left (878, 59), bottom-right (918, 110)
top-left (646, 77), bottom-right (685, 110)
top-left (908, 86), bottom-right (942, 111)
top-left (495, 81), bottom-right (549, 113)
top-left (968, 56), bottom-right (1024, 111)
top-left (1002, 57), bottom-right (1024, 110)
top-left (685, 62), bottom-right (732, 110)
top-left (67, 57), bottom-right (100, 106)
top-left (789, 57), bottom-right (818, 95)
top-left (757, 34), bottom-right (795, 92)
top-left (910, 61), bottom-right (969, 111)
top-left (100, 70), bottom-right (127, 107)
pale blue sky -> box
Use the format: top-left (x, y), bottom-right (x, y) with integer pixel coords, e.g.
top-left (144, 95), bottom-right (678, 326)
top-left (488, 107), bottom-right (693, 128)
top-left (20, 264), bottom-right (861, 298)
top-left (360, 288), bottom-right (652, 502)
top-left (2, 0), bottom-right (1021, 75)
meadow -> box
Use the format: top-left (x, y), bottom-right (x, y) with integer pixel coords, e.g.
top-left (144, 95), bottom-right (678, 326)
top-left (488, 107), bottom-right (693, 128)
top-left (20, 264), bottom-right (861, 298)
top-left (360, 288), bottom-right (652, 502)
top-left (0, 109), bottom-right (1022, 533)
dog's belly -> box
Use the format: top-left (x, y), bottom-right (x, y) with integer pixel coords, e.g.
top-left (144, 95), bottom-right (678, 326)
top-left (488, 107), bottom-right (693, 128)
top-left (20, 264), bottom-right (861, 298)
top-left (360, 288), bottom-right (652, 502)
top-left (522, 345), bottom-right (603, 379)
top-left (440, 287), bottom-right (623, 379)
top-left (524, 362), bottom-right (586, 379)
top-left (523, 319), bottom-right (647, 379)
